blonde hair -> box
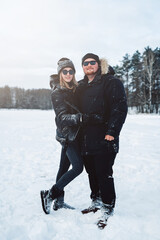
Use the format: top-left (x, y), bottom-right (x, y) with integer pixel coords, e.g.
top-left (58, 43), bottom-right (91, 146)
top-left (59, 72), bottom-right (78, 92)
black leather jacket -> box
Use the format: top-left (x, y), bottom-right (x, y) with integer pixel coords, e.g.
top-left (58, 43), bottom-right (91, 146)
top-left (51, 75), bottom-right (81, 144)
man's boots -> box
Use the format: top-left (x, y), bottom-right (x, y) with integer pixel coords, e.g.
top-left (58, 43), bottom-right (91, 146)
top-left (81, 193), bottom-right (102, 214)
top-left (97, 202), bottom-right (114, 229)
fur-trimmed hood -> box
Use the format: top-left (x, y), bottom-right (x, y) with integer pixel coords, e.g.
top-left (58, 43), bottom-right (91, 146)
top-left (50, 74), bottom-right (59, 89)
top-left (99, 58), bottom-right (115, 76)
top-left (100, 58), bottom-right (109, 75)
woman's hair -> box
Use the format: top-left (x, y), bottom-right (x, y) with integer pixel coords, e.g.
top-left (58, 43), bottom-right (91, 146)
top-left (59, 71), bottom-right (78, 92)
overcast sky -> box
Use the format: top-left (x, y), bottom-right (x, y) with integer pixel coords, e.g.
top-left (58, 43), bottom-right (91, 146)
top-left (0, 0), bottom-right (160, 89)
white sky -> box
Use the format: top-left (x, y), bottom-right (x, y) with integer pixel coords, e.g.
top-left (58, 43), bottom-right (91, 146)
top-left (0, 0), bottom-right (160, 89)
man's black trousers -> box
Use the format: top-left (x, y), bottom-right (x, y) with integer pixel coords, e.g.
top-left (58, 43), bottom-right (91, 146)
top-left (83, 152), bottom-right (116, 206)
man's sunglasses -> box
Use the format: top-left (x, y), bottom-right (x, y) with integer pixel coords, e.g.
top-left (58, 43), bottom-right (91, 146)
top-left (62, 69), bottom-right (74, 75)
top-left (83, 61), bottom-right (96, 66)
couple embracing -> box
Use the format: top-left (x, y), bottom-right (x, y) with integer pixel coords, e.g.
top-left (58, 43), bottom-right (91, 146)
top-left (40, 53), bottom-right (127, 224)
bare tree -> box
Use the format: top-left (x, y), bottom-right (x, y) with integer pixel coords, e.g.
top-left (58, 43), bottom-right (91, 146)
top-left (143, 47), bottom-right (154, 113)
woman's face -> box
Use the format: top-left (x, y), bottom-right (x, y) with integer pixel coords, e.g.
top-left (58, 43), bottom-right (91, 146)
top-left (61, 67), bottom-right (74, 83)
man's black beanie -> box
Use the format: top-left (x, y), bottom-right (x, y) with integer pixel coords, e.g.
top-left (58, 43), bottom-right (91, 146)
top-left (82, 53), bottom-right (100, 65)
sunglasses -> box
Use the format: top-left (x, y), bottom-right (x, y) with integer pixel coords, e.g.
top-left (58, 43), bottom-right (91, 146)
top-left (83, 61), bottom-right (97, 66)
top-left (62, 69), bottom-right (74, 75)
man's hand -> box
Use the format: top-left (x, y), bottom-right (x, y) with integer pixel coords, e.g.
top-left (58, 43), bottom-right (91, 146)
top-left (105, 135), bottom-right (114, 141)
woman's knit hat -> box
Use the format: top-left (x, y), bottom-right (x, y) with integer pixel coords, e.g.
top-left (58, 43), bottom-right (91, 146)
top-left (57, 58), bottom-right (76, 75)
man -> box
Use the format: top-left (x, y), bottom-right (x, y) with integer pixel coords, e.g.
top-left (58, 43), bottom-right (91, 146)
top-left (77, 53), bottom-right (127, 225)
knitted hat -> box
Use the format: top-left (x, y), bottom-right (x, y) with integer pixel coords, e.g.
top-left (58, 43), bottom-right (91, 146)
top-left (57, 58), bottom-right (76, 75)
top-left (82, 53), bottom-right (100, 65)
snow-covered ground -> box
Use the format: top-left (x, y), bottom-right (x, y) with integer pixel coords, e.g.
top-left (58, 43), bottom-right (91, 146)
top-left (0, 110), bottom-right (160, 240)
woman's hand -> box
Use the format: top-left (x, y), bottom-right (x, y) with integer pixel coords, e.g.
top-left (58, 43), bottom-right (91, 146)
top-left (105, 135), bottom-right (114, 141)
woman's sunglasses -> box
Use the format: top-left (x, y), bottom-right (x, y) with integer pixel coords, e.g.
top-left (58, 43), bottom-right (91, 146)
top-left (83, 61), bottom-right (96, 66)
top-left (62, 69), bottom-right (74, 75)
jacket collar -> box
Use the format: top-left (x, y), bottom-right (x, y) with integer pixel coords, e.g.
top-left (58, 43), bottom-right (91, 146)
top-left (84, 68), bottom-right (101, 85)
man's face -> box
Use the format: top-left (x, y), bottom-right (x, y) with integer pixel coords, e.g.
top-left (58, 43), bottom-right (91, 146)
top-left (82, 58), bottom-right (99, 75)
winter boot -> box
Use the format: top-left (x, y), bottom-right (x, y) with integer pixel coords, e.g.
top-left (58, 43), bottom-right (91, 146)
top-left (101, 203), bottom-right (114, 217)
top-left (81, 196), bottom-right (102, 214)
top-left (97, 203), bottom-right (114, 229)
top-left (40, 185), bottom-right (63, 214)
top-left (53, 199), bottom-right (75, 211)
top-left (40, 190), bottom-right (53, 214)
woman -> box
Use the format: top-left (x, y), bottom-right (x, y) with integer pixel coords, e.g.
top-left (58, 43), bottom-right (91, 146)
top-left (40, 58), bottom-right (84, 214)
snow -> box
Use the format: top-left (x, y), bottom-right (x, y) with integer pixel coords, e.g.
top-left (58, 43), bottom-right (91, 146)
top-left (0, 109), bottom-right (160, 240)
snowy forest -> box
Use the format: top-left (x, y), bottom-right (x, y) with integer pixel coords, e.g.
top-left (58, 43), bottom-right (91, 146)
top-left (114, 46), bottom-right (160, 114)
top-left (0, 47), bottom-right (160, 113)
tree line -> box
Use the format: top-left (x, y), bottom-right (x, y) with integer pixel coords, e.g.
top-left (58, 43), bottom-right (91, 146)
top-left (0, 87), bottom-right (52, 109)
top-left (114, 46), bottom-right (160, 113)
top-left (0, 46), bottom-right (160, 113)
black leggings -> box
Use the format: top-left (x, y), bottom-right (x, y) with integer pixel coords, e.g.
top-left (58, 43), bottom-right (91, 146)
top-left (54, 141), bottom-right (83, 191)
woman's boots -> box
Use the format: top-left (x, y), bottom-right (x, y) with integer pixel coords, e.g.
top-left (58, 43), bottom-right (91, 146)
top-left (40, 185), bottom-right (63, 214)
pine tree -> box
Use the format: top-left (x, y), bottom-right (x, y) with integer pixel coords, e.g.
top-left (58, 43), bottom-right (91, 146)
top-left (120, 54), bottom-right (132, 106)
top-left (152, 48), bottom-right (160, 113)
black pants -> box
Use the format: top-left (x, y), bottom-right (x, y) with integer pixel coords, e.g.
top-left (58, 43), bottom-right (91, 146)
top-left (83, 152), bottom-right (116, 206)
top-left (54, 148), bottom-right (70, 202)
top-left (54, 141), bottom-right (83, 192)
top-left (56, 147), bottom-right (70, 184)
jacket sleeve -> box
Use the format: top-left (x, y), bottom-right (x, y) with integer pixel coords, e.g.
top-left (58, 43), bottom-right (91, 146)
top-left (106, 78), bottom-right (128, 138)
top-left (51, 90), bottom-right (82, 128)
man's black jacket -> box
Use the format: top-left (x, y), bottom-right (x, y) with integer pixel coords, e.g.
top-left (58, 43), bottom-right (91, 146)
top-left (76, 69), bottom-right (128, 155)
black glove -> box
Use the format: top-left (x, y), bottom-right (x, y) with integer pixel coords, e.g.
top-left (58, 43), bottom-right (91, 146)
top-left (82, 113), bottom-right (105, 125)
